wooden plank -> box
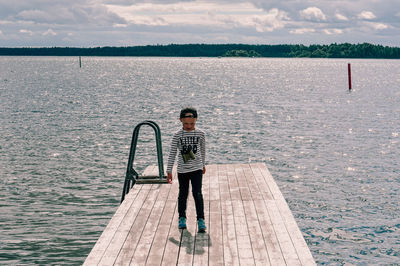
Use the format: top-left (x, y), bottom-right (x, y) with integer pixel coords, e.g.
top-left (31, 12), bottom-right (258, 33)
top-left (112, 185), bottom-right (159, 265)
top-left (208, 164), bottom-right (219, 201)
top-left (142, 165), bottom-right (156, 176)
top-left (218, 164), bottom-right (231, 202)
top-left (146, 173), bottom-right (178, 266)
top-left (232, 164), bottom-right (270, 266)
top-left (255, 163), bottom-right (315, 265)
top-left (145, 203), bottom-right (176, 266)
top-left (203, 164), bottom-right (212, 205)
top-left (227, 164), bottom-right (254, 265)
top-left (248, 163), bottom-right (273, 200)
top-left (236, 165), bottom-right (274, 265)
top-left (226, 164), bottom-right (241, 201)
top-left (242, 200), bottom-right (271, 266)
top-left (252, 163), bottom-right (302, 265)
top-left (247, 164), bottom-right (287, 265)
top-left (206, 165), bottom-right (223, 266)
top-left (129, 183), bottom-right (172, 265)
top-left (265, 199), bottom-right (301, 265)
top-left (208, 200), bottom-right (223, 266)
top-left (232, 199), bottom-right (255, 265)
top-left (241, 164), bottom-right (287, 265)
top-left (161, 203), bottom-right (181, 266)
top-left (252, 199), bottom-right (286, 265)
top-left (234, 164), bottom-right (252, 201)
top-left (218, 164), bottom-right (240, 266)
top-left (241, 164), bottom-right (264, 200)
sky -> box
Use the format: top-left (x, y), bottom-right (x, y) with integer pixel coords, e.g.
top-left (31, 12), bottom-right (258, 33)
top-left (0, 0), bottom-right (399, 47)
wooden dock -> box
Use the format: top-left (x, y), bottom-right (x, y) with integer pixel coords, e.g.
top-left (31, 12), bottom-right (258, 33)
top-left (84, 163), bottom-right (315, 265)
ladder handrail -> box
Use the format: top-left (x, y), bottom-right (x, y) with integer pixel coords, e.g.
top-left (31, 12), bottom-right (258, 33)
top-left (121, 120), bottom-right (165, 203)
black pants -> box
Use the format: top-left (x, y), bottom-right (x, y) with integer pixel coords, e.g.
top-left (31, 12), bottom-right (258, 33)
top-left (178, 170), bottom-right (204, 220)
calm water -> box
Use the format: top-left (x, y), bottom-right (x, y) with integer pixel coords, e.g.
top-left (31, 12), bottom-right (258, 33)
top-left (1, 56), bottom-right (399, 265)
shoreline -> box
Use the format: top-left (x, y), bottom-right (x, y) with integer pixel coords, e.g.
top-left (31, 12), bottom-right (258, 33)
top-left (1, 43), bottom-right (399, 59)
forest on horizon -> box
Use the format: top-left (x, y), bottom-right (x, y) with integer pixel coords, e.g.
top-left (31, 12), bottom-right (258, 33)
top-left (0, 43), bottom-right (399, 58)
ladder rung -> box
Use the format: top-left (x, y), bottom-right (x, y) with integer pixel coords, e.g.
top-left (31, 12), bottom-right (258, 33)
top-left (135, 176), bottom-right (168, 184)
top-left (137, 175), bottom-right (166, 179)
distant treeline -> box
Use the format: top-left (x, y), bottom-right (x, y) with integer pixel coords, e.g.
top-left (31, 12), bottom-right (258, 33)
top-left (0, 43), bottom-right (399, 58)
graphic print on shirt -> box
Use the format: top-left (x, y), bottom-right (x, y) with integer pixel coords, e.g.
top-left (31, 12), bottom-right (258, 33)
top-left (180, 136), bottom-right (200, 155)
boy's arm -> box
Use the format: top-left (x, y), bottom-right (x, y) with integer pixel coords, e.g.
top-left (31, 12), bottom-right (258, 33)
top-left (201, 132), bottom-right (206, 169)
top-left (166, 133), bottom-right (178, 175)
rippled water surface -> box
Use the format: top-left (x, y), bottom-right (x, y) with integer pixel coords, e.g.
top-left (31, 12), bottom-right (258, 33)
top-left (1, 57), bottom-right (399, 265)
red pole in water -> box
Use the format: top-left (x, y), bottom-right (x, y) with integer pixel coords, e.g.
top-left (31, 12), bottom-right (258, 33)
top-left (348, 63), bottom-right (352, 90)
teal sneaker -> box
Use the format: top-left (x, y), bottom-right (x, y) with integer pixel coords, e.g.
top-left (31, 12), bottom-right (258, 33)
top-left (197, 219), bottom-right (206, 233)
top-left (178, 217), bottom-right (187, 229)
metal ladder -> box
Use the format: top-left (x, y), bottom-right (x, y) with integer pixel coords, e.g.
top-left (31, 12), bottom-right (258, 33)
top-left (121, 120), bottom-right (168, 203)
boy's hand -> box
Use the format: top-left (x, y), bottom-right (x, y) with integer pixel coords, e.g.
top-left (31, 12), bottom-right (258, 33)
top-left (167, 173), bottom-right (173, 184)
top-left (203, 167), bottom-right (206, 175)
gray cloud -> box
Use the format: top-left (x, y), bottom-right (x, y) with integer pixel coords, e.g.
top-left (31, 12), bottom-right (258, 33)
top-left (103, 0), bottom-right (196, 4)
top-left (1, 0), bottom-right (125, 25)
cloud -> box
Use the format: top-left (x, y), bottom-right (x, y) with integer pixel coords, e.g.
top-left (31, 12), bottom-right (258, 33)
top-left (106, 2), bottom-right (289, 32)
top-left (43, 29), bottom-right (57, 36)
top-left (289, 28), bottom-right (315, 34)
top-left (335, 13), bottom-right (348, 21)
top-left (103, 0), bottom-right (189, 5)
top-left (17, 10), bottom-right (50, 22)
top-left (364, 22), bottom-right (389, 30)
top-left (5, 1), bottom-right (126, 26)
top-left (113, 23), bottom-right (128, 28)
top-left (245, 9), bottom-right (289, 32)
top-left (299, 7), bottom-right (327, 21)
top-left (323, 28), bottom-right (343, 35)
top-left (105, 2), bottom-right (263, 18)
top-left (20, 29), bottom-right (33, 35)
top-left (358, 11), bottom-right (376, 20)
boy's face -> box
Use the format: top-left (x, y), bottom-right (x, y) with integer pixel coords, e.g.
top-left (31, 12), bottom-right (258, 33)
top-left (180, 117), bottom-right (197, 131)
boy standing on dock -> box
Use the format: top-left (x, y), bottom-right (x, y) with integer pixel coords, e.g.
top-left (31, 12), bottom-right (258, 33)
top-left (167, 107), bottom-right (207, 233)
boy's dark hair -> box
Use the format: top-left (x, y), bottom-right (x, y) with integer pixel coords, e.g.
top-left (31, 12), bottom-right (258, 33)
top-left (180, 107), bottom-right (198, 119)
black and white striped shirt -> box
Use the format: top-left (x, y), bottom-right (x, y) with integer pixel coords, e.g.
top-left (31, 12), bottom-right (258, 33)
top-left (167, 128), bottom-right (206, 174)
